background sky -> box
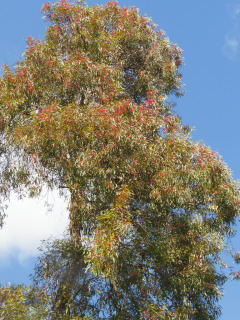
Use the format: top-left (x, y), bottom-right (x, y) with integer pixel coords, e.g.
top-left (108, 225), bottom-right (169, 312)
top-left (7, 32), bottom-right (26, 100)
top-left (0, 0), bottom-right (240, 318)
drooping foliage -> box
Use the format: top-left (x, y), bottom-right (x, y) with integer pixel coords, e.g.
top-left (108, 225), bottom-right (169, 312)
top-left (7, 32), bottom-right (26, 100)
top-left (0, 1), bottom-right (240, 319)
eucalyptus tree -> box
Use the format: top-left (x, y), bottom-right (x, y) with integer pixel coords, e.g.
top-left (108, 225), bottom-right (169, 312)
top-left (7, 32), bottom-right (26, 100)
top-left (0, 1), bottom-right (239, 319)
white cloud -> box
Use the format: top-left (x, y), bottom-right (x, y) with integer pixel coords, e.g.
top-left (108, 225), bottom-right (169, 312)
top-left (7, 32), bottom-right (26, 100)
top-left (0, 191), bottom-right (69, 265)
top-left (223, 34), bottom-right (238, 59)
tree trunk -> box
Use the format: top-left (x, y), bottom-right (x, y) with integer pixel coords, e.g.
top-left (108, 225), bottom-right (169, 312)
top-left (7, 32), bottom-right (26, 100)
top-left (52, 191), bottom-right (85, 319)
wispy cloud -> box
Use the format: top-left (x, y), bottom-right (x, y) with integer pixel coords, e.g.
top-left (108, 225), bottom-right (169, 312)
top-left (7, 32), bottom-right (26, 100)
top-left (0, 192), bottom-right (69, 265)
top-left (223, 4), bottom-right (240, 60)
top-left (223, 34), bottom-right (239, 60)
top-left (233, 4), bottom-right (240, 18)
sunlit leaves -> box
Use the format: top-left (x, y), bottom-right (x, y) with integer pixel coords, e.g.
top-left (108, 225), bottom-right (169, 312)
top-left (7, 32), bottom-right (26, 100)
top-left (0, 284), bottom-right (51, 319)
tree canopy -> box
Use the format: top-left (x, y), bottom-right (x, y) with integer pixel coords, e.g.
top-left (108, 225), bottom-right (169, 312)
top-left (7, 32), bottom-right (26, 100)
top-left (0, 1), bottom-right (240, 319)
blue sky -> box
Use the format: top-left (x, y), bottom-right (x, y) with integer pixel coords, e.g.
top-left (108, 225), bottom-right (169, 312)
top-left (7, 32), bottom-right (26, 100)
top-left (0, 0), bottom-right (240, 318)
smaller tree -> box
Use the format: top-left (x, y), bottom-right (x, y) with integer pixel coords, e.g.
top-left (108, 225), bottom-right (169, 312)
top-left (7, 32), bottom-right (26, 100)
top-left (0, 283), bottom-right (51, 319)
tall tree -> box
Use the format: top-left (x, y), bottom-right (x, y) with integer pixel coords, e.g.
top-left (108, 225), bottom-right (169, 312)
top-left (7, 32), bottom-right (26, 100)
top-left (0, 1), bottom-right (239, 319)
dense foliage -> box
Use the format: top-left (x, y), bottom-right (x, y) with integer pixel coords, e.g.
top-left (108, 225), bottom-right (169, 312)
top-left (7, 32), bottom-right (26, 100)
top-left (0, 284), bottom-right (51, 319)
top-left (0, 1), bottom-right (240, 319)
